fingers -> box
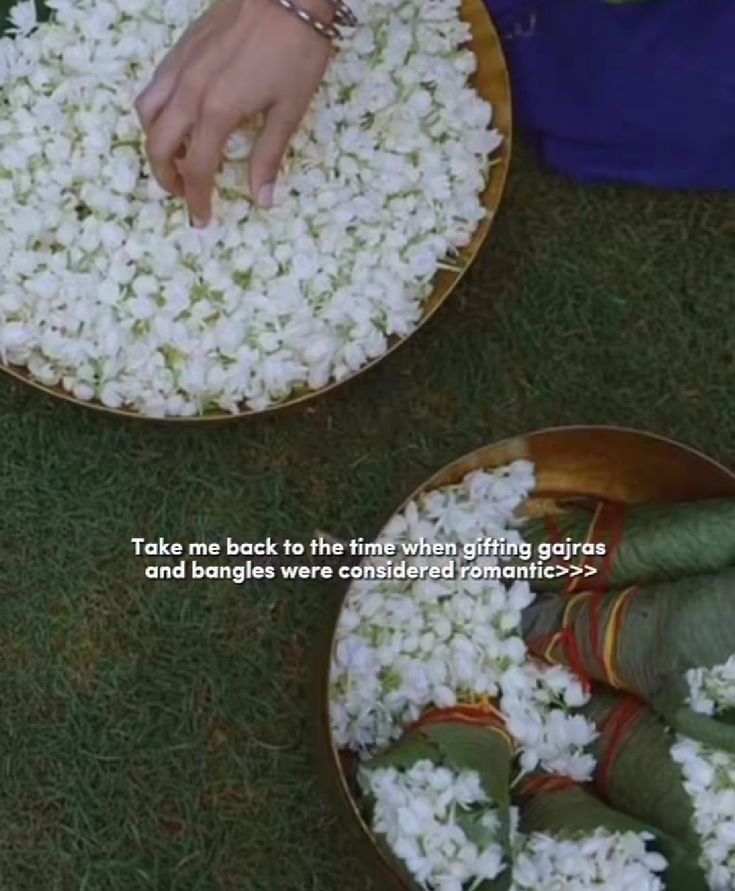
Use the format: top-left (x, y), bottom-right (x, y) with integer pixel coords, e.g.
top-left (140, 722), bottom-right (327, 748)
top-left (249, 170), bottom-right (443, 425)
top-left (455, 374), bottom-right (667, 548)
top-left (146, 91), bottom-right (198, 196)
top-left (249, 99), bottom-right (306, 209)
top-left (136, 69), bottom-right (179, 133)
top-left (180, 112), bottom-right (234, 226)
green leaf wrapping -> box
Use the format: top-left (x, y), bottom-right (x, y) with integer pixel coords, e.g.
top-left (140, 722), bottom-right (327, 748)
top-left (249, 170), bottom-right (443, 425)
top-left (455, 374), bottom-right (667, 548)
top-left (520, 499), bottom-right (735, 591)
top-left (362, 718), bottom-right (515, 891)
top-left (655, 688), bottom-right (735, 752)
top-left (516, 775), bottom-right (708, 891)
top-left (581, 688), bottom-right (701, 851)
top-left (522, 570), bottom-right (735, 751)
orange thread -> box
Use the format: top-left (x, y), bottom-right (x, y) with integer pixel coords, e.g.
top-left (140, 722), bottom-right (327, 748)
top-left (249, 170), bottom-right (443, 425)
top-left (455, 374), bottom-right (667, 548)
top-left (410, 706), bottom-right (513, 749)
top-left (561, 592), bottom-right (594, 688)
top-left (602, 585), bottom-right (639, 688)
top-left (527, 632), bottom-right (556, 660)
top-left (543, 631), bottom-right (563, 663)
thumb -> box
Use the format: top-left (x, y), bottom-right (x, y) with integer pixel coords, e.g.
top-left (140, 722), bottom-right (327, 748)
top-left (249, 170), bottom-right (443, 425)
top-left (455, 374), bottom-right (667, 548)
top-left (249, 101), bottom-right (303, 209)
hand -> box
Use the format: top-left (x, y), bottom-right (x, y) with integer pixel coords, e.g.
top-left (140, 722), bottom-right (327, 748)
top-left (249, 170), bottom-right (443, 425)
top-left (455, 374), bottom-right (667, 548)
top-left (135, 0), bottom-right (332, 226)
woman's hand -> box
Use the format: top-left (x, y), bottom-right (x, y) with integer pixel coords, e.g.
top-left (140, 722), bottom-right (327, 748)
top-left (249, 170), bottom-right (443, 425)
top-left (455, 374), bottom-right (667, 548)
top-left (135, 0), bottom-right (332, 226)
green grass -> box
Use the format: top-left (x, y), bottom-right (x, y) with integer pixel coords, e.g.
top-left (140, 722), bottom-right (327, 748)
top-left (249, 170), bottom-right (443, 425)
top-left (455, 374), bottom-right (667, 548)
top-left (1, 144), bottom-right (734, 890)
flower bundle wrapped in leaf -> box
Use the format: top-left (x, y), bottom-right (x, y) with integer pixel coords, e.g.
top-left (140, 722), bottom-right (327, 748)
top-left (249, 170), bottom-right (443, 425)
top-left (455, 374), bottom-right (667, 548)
top-left (519, 499), bottom-right (735, 592)
top-left (671, 736), bottom-right (735, 891)
top-left (581, 688), bottom-right (702, 853)
top-left (671, 658), bottom-right (735, 889)
top-left (522, 571), bottom-right (735, 751)
top-left (514, 772), bottom-right (707, 891)
top-left (358, 705), bottom-right (515, 891)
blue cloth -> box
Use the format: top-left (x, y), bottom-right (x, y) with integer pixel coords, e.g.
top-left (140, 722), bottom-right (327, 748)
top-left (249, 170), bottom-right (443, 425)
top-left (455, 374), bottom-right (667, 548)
top-left (484, 0), bottom-right (735, 190)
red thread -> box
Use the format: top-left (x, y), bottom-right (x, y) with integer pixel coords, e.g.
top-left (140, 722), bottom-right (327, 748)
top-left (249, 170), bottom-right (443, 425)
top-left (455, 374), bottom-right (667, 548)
top-left (521, 774), bottom-right (578, 799)
top-left (559, 627), bottom-right (592, 690)
top-left (527, 632), bottom-right (555, 656)
top-left (545, 503), bottom-right (626, 596)
top-left (590, 591), bottom-right (606, 675)
top-left (544, 514), bottom-right (576, 591)
top-left (545, 513), bottom-right (584, 596)
top-left (596, 695), bottom-right (647, 799)
top-left (410, 705), bottom-right (506, 734)
top-left (545, 514), bottom-right (563, 545)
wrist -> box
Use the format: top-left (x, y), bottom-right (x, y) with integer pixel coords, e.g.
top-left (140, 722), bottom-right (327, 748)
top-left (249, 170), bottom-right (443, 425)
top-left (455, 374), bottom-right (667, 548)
top-left (239, 0), bottom-right (355, 41)
top-left (261, 0), bottom-right (342, 41)
top-left (236, 0), bottom-right (330, 26)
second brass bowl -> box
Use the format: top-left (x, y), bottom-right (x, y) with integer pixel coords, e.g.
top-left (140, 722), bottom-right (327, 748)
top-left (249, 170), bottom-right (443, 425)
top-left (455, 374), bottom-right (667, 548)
top-left (314, 425), bottom-right (735, 890)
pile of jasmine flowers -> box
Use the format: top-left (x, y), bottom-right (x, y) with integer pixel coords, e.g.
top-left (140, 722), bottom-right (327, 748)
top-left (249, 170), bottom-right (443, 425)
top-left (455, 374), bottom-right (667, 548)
top-left (510, 830), bottom-right (667, 891)
top-left (329, 461), bottom-right (597, 780)
top-left (669, 659), bottom-right (735, 890)
top-left (0, 0), bottom-right (499, 416)
top-left (360, 761), bottom-right (508, 891)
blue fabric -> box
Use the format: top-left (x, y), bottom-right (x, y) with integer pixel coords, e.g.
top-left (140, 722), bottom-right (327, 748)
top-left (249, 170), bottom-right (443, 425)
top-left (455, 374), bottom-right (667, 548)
top-left (484, 0), bottom-right (735, 190)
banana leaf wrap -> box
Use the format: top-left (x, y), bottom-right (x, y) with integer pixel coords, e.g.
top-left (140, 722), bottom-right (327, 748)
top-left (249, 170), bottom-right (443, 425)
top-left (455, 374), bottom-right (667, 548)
top-left (360, 706), bottom-right (515, 891)
top-left (519, 499), bottom-right (735, 592)
top-left (515, 773), bottom-right (708, 891)
top-left (522, 571), bottom-right (735, 750)
top-left (581, 688), bottom-right (701, 852)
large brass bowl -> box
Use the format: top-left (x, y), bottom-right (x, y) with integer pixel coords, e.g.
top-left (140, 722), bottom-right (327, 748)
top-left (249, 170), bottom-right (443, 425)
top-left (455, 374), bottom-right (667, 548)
top-left (313, 426), bottom-right (735, 890)
top-left (0, 0), bottom-right (511, 422)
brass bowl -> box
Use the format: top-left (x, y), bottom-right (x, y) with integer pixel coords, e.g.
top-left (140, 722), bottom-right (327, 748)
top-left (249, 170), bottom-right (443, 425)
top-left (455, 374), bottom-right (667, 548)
top-left (313, 426), bottom-right (735, 889)
top-left (0, 0), bottom-right (512, 422)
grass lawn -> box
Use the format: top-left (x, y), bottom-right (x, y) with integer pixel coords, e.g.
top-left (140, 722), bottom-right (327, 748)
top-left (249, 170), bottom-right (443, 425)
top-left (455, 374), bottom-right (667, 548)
top-left (1, 141), bottom-right (734, 890)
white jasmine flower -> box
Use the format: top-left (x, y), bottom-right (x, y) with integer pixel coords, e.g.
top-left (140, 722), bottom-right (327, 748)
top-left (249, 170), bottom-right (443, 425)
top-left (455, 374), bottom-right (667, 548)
top-left (6, 0), bottom-right (38, 36)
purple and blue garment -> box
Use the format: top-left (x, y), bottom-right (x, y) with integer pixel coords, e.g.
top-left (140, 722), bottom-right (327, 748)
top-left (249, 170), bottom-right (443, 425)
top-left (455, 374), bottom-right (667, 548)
top-left (484, 0), bottom-right (735, 191)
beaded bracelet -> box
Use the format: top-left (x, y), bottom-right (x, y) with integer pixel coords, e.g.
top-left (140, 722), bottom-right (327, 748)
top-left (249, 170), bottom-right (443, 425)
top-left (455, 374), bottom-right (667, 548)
top-left (271, 0), bottom-right (357, 40)
top-left (325, 0), bottom-right (357, 27)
